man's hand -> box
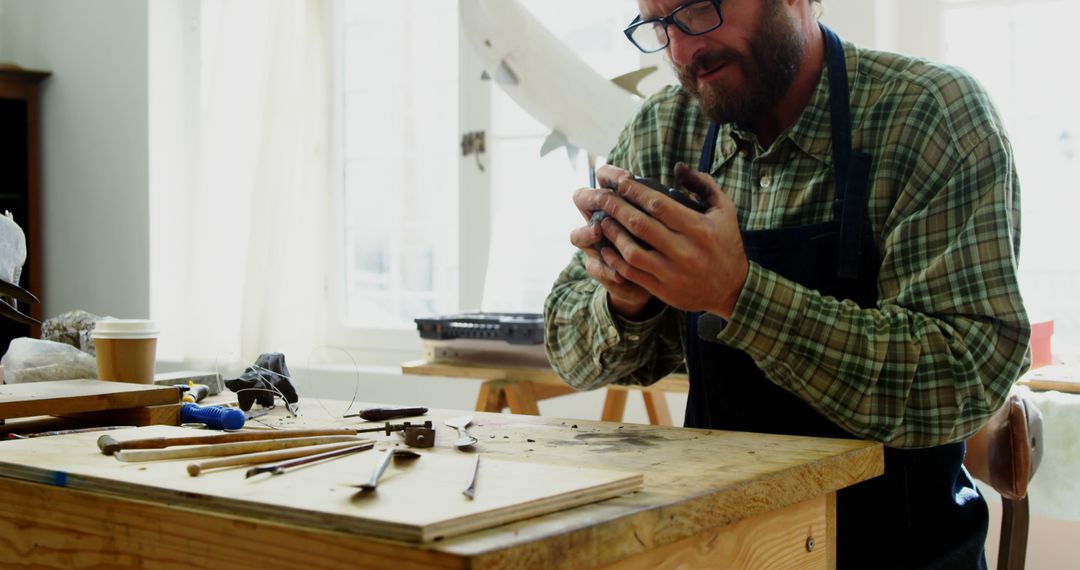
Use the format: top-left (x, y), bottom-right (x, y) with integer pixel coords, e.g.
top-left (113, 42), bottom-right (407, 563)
top-left (569, 165), bottom-right (654, 319)
top-left (597, 162), bottom-right (749, 319)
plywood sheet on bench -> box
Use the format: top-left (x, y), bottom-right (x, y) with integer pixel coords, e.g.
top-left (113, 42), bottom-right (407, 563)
top-left (0, 380), bottom-right (179, 420)
top-left (0, 425), bottom-right (643, 542)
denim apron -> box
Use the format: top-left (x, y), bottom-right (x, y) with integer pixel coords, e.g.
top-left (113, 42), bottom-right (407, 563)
top-left (684, 26), bottom-right (988, 569)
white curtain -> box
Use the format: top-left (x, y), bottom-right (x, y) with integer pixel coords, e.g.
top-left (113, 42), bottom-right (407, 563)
top-left (152, 0), bottom-right (330, 370)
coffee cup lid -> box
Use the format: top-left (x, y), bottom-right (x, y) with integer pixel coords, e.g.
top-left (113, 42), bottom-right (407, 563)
top-left (91, 319), bottom-right (159, 339)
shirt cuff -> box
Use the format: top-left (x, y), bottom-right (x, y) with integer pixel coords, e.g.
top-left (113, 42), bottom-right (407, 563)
top-left (590, 286), bottom-right (667, 346)
top-left (707, 261), bottom-right (809, 361)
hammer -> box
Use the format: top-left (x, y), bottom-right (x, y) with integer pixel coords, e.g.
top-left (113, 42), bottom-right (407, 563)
top-left (97, 428), bottom-right (361, 455)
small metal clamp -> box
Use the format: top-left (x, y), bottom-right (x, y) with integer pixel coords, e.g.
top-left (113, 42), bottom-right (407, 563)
top-left (399, 421), bottom-right (436, 448)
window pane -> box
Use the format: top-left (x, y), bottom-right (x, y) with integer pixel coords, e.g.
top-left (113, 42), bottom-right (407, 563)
top-left (338, 0), bottom-right (459, 328)
top-left (481, 0), bottom-right (644, 312)
top-left (942, 0), bottom-right (1080, 348)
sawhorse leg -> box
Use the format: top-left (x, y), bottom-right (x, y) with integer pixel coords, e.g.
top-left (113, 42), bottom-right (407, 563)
top-left (476, 381), bottom-right (509, 413)
top-left (602, 388), bottom-right (672, 426)
top-left (475, 380), bottom-right (574, 416)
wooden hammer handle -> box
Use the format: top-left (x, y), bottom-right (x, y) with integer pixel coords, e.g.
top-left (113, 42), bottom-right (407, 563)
top-left (186, 440), bottom-right (374, 476)
top-left (114, 435), bottom-right (364, 462)
top-left (98, 428), bottom-right (358, 455)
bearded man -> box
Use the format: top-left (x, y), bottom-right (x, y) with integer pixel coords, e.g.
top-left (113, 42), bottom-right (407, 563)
top-left (545, 1), bottom-right (1029, 567)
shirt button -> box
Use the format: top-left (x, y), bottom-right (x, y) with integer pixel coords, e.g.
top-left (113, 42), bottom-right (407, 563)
top-left (626, 334), bottom-right (640, 342)
top-left (759, 174), bottom-right (772, 189)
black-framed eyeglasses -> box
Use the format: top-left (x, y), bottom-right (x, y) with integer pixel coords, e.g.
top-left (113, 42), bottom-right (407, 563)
top-left (624, 0), bottom-right (724, 54)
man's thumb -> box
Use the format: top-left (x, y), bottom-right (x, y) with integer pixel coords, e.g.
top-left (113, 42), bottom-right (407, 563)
top-left (674, 162), bottom-right (723, 209)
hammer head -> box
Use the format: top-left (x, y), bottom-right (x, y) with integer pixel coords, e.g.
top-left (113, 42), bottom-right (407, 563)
top-left (97, 434), bottom-right (121, 455)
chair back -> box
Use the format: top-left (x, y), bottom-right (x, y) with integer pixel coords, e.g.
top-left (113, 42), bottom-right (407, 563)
top-left (965, 390), bottom-right (1044, 500)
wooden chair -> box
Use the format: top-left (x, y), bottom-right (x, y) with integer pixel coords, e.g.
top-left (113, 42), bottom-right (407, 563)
top-left (964, 390), bottom-right (1045, 570)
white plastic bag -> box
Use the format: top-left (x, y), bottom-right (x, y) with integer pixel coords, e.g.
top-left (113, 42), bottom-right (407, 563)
top-left (0, 337), bottom-right (98, 383)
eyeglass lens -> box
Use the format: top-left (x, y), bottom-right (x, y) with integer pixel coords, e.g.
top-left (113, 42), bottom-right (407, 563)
top-left (628, 0), bottom-right (722, 52)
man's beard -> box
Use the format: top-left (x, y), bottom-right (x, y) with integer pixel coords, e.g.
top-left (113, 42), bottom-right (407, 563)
top-left (674, 1), bottom-right (805, 125)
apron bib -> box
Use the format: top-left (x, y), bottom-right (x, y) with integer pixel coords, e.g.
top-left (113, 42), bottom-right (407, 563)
top-left (684, 26), bottom-right (988, 569)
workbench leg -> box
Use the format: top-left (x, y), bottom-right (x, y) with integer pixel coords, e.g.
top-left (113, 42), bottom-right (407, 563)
top-left (601, 389), bottom-right (628, 422)
top-left (642, 392), bottom-right (672, 426)
top-left (476, 381), bottom-right (509, 413)
top-left (503, 382), bottom-right (541, 415)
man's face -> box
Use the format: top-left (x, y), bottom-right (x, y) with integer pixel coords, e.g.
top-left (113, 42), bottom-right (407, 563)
top-left (639, 0), bottom-right (806, 125)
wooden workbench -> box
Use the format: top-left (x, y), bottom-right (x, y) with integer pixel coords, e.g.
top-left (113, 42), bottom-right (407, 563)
top-left (0, 399), bottom-right (882, 569)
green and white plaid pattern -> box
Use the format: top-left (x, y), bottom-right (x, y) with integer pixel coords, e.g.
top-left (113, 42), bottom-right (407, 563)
top-left (544, 39), bottom-right (1030, 448)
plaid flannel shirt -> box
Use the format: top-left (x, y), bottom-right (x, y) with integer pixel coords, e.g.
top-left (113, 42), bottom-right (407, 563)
top-left (544, 39), bottom-right (1030, 448)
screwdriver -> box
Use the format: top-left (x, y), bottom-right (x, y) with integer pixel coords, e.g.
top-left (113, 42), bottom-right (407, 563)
top-left (343, 406), bottom-right (428, 421)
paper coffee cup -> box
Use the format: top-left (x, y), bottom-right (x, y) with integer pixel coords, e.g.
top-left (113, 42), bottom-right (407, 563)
top-left (91, 319), bottom-right (159, 384)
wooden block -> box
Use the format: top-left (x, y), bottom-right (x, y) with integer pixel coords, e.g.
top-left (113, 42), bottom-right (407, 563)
top-left (0, 380), bottom-right (180, 420)
top-left (59, 403), bottom-right (181, 427)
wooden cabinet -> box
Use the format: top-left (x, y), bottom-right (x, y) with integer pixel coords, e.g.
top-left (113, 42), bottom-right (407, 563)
top-left (0, 64), bottom-right (49, 355)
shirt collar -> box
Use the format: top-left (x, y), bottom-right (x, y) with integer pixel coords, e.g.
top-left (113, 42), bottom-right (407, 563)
top-left (710, 38), bottom-right (860, 168)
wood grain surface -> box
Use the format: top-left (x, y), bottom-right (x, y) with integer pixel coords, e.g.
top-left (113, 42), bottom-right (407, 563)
top-left (0, 379), bottom-right (179, 420)
top-left (0, 399), bottom-right (883, 568)
top-left (0, 424), bottom-right (643, 543)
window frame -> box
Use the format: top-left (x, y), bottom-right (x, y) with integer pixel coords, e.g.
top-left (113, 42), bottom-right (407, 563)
top-left (326, 0), bottom-right (491, 362)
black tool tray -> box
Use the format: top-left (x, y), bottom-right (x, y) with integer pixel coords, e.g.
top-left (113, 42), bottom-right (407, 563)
top-left (414, 313), bottom-right (544, 345)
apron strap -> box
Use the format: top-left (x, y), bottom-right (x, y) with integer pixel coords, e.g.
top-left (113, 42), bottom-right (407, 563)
top-left (695, 26), bottom-right (873, 280)
top-left (698, 122), bottom-right (721, 173)
top-left (821, 24), bottom-right (873, 279)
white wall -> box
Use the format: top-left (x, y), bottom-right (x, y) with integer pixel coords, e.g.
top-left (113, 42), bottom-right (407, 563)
top-left (0, 0), bottom-right (149, 321)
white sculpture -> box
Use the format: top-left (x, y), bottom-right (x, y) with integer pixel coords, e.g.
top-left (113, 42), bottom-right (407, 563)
top-left (0, 211), bottom-right (38, 324)
top-left (460, 0), bottom-right (654, 161)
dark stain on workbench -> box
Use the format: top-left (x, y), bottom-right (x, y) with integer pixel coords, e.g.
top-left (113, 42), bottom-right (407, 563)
top-left (561, 431), bottom-right (668, 453)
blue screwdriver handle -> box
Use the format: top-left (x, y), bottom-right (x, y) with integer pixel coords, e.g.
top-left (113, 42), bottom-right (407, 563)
top-left (181, 404), bottom-right (246, 431)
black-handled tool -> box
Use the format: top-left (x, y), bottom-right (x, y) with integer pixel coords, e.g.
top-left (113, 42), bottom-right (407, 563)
top-left (343, 406), bottom-right (428, 421)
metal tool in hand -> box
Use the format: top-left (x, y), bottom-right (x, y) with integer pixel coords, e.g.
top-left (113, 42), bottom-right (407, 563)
top-left (445, 415), bottom-right (478, 449)
top-left (244, 442), bottom-right (373, 478)
top-left (463, 455), bottom-right (480, 500)
top-left (356, 448), bottom-right (421, 492)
